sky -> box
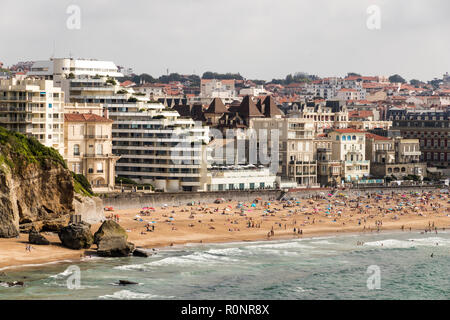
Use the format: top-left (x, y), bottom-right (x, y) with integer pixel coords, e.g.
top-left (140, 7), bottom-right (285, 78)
top-left (1, 0), bottom-right (449, 82)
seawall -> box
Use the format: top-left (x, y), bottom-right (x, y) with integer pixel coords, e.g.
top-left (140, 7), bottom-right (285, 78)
top-left (100, 185), bottom-right (442, 210)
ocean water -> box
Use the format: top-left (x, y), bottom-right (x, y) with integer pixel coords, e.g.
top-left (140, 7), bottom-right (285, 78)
top-left (0, 231), bottom-right (449, 300)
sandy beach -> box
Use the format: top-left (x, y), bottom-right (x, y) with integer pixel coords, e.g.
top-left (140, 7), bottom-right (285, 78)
top-left (1, 189), bottom-right (449, 271)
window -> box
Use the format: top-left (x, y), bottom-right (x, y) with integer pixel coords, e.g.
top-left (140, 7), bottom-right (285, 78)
top-left (73, 144), bottom-right (80, 156)
top-left (96, 144), bottom-right (103, 155)
top-left (96, 163), bottom-right (103, 173)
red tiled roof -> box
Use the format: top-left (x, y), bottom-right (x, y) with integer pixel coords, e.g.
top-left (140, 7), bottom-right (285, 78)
top-left (348, 110), bottom-right (374, 118)
top-left (120, 80), bottom-right (136, 87)
top-left (365, 133), bottom-right (391, 141)
top-left (64, 113), bottom-right (112, 122)
top-left (334, 128), bottom-right (365, 133)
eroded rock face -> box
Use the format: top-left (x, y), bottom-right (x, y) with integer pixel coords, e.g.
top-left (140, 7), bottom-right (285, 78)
top-left (94, 220), bottom-right (128, 245)
top-left (97, 237), bottom-right (135, 257)
top-left (28, 228), bottom-right (50, 245)
top-left (133, 248), bottom-right (151, 257)
top-left (94, 220), bottom-right (135, 257)
top-left (0, 159), bottom-right (74, 238)
top-left (58, 222), bottom-right (93, 250)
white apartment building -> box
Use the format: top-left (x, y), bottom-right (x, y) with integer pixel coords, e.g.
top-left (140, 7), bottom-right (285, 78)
top-left (28, 58), bottom-right (124, 103)
top-left (0, 77), bottom-right (65, 155)
top-left (286, 101), bottom-right (349, 133)
top-left (28, 58), bottom-right (123, 81)
top-left (200, 79), bottom-right (237, 103)
top-left (329, 129), bottom-right (370, 182)
top-left (63, 77), bottom-right (127, 104)
top-left (205, 166), bottom-right (277, 191)
top-left (239, 85), bottom-right (268, 97)
top-left (306, 78), bottom-right (366, 100)
top-left (108, 102), bottom-right (210, 192)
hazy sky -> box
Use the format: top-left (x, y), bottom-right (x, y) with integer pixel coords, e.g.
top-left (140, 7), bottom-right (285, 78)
top-left (1, 0), bottom-right (449, 81)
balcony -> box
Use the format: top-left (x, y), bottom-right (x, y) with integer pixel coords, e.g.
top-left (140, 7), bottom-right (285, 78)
top-left (84, 153), bottom-right (114, 158)
top-left (85, 135), bottom-right (109, 139)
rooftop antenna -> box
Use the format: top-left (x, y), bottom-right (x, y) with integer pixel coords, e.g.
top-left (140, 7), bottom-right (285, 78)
top-left (51, 40), bottom-right (55, 60)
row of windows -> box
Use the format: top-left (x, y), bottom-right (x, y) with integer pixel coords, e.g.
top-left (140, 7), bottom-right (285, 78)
top-left (336, 135), bottom-right (357, 141)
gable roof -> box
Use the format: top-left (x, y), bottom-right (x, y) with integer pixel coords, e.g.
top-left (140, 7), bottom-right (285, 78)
top-left (205, 97), bottom-right (228, 114)
top-left (257, 95), bottom-right (283, 117)
top-left (231, 95), bottom-right (263, 118)
top-left (365, 133), bottom-right (391, 141)
top-left (64, 113), bottom-right (112, 123)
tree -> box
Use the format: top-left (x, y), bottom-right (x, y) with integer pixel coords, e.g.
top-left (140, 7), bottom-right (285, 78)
top-left (347, 72), bottom-right (361, 77)
top-left (202, 72), bottom-right (243, 80)
top-left (410, 79), bottom-right (423, 86)
top-left (429, 78), bottom-right (443, 89)
top-left (388, 74), bottom-right (406, 83)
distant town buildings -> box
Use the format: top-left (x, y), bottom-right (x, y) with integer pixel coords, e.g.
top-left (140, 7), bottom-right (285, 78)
top-left (1, 54), bottom-right (449, 190)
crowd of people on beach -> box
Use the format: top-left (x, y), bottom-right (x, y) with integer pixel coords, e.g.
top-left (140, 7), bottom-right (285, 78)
top-left (100, 188), bottom-right (449, 248)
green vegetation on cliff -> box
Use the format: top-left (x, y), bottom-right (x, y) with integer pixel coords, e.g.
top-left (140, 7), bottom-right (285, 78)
top-left (72, 172), bottom-right (94, 197)
top-left (0, 126), bottom-right (66, 171)
top-left (0, 127), bottom-right (91, 198)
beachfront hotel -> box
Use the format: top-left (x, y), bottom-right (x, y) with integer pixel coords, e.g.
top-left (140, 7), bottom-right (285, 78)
top-left (63, 104), bottom-right (119, 192)
top-left (108, 102), bottom-right (210, 192)
top-left (0, 77), bottom-right (65, 155)
top-left (250, 117), bottom-right (318, 188)
top-left (365, 133), bottom-right (427, 179)
top-left (328, 128), bottom-right (370, 183)
top-left (387, 107), bottom-right (450, 169)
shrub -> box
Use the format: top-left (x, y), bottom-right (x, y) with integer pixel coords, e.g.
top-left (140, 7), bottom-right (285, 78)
top-left (72, 172), bottom-right (93, 196)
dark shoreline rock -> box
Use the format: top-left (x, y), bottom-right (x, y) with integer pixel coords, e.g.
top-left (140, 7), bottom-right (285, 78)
top-left (94, 220), bottom-right (135, 257)
top-left (97, 237), bottom-right (135, 257)
top-left (133, 248), bottom-right (151, 257)
top-left (118, 280), bottom-right (138, 286)
top-left (28, 227), bottom-right (50, 245)
top-left (58, 222), bottom-right (93, 250)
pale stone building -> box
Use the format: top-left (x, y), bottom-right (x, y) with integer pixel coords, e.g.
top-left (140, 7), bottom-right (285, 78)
top-left (64, 112), bottom-right (119, 192)
top-left (329, 129), bottom-right (370, 183)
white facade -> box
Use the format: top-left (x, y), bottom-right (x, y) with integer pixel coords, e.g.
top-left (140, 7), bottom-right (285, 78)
top-left (306, 78), bottom-right (366, 100)
top-left (206, 167), bottom-right (276, 191)
top-left (239, 85), bottom-right (267, 97)
top-left (200, 79), bottom-right (237, 102)
top-left (0, 77), bottom-right (65, 155)
top-left (109, 102), bottom-right (210, 192)
top-left (329, 130), bottom-right (370, 182)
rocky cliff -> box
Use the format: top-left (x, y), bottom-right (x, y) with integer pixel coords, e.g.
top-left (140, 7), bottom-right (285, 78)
top-left (0, 127), bottom-right (77, 238)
